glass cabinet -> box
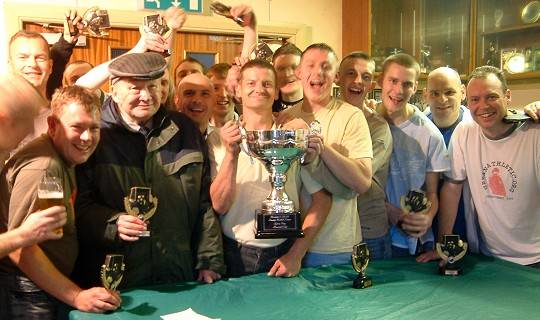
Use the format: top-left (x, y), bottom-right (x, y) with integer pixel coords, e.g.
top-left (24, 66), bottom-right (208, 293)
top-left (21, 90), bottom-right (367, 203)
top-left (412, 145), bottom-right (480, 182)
top-left (371, 0), bottom-right (471, 77)
top-left (477, 0), bottom-right (540, 78)
top-left (369, 0), bottom-right (540, 79)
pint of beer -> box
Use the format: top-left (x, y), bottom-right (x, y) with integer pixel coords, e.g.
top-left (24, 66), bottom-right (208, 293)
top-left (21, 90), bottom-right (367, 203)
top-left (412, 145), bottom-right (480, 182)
top-left (37, 176), bottom-right (64, 235)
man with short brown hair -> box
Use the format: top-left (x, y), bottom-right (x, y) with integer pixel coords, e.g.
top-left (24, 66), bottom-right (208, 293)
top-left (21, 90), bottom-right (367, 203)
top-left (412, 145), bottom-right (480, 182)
top-left (0, 85), bottom-right (120, 319)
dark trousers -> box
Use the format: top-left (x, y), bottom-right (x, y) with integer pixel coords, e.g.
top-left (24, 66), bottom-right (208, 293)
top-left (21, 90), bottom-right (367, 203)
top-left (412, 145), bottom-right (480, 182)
top-left (0, 271), bottom-right (59, 320)
top-left (223, 236), bottom-right (294, 278)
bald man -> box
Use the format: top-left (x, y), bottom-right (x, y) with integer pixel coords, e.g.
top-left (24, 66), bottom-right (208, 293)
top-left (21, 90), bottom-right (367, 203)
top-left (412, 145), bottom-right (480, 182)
top-left (175, 73), bottom-right (215, 136)
top-left (418, 67), bottom-right (472, 250)
top-left (174, 58), bottom-right (204, 87)
top-left (62, 61), bottom-right (93, 87)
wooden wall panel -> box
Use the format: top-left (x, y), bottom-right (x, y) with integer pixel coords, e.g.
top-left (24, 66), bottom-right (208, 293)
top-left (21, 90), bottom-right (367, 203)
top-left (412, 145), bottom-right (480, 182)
top-left (342, 0), bottom-right (371, 57)
top-left (24, 22), bottom-right (244, 91)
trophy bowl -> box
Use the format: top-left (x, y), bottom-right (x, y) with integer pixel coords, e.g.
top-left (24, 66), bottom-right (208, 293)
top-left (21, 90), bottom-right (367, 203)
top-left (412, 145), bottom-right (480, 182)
top-left (245, 129), bottom-right (309, 238)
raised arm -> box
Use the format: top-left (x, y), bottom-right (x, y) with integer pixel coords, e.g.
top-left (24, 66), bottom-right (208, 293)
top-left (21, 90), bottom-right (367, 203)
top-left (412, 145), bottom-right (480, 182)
top-left (209, 121), bottom-right (242, 214)
top-left (76, 7), bottom-right (186, 91)
top-left (230, 4), bottom-right (258, 59)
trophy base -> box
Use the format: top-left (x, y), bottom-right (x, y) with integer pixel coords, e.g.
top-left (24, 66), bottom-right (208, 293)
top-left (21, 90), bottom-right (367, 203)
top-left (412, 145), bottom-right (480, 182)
top-left (353, 274), bottom-right (372, 289)
top-left (255, 210), bottom-right (304, 239)
top-left (139, 231), bottom-right (151, 237)
top-left (439, 265), bottom-right (462, 276)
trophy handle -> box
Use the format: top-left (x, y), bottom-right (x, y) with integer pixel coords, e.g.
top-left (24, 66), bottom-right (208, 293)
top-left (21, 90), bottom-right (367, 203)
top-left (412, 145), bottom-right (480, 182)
top-left (436, 242), bottom-right (449, 261)
top-left (452, 242), bottom-right (468, 262)
top-left (238, 122), bottom-right (255, 164)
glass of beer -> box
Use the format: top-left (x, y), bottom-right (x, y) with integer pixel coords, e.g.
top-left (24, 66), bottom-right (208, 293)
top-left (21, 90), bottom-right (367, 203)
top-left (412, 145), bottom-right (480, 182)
top-left (37, 175), bottom-right (64, 236)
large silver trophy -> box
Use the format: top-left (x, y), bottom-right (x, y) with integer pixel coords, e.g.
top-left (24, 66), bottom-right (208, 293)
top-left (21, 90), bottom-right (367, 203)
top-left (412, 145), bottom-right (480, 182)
top-left (244, 129), bottom-right (311, 239)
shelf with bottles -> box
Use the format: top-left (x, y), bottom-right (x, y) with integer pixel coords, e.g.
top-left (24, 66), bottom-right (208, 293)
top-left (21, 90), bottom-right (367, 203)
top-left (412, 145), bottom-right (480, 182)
top-left (477, 0), bottom-right (540, 78)
top-left (370, 0), bottom-right (471, 77)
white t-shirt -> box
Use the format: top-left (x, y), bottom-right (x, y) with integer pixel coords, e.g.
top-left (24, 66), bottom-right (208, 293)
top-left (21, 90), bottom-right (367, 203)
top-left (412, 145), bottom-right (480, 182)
top-left (208, 128), bottom-right (322, 248)
top-left (282, 98), bottom-right (373, 253)
top-left (446, 119), bottom-right (540, 265)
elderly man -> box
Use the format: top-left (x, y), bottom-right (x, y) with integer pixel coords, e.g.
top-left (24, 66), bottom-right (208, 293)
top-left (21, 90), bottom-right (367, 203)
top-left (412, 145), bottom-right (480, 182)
top-left (436, 66), bottom-right (540, 267)
top-left (0, 73), bottom-right (67, 259)
top-left (0, 85), bottom-right (120, 319)
top-left (175, 73), bottom-right (215, 136)
top-left (74, 52), bottom-right (224, 290)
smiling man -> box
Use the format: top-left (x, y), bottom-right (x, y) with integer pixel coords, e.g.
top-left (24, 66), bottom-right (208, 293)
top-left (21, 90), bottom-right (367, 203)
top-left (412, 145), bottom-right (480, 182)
top-left (0, 86), bottom-right (121, 319)
top-left (375, 53), bottom-right (449, 258)
top-left (8, 32), bottom-right (53, 153)
top-left (336, 51), bottom-right (393, 260)
top-left (279, 43), bottom-right (373, 266)
top-left (74, 52), bottom-right (224, 289)
top-left (420, 67), bottom-right (471, 245)
top-left (175, 73), bottom-right (215, 136)
top-left (208, 59), bottom-right (331, 278)
top-left (272, 43), bottom-right (304, 112)
top-left (206, 63), bottom-right (238, 134)
top-left (436, 66), bottom-right (540, 268)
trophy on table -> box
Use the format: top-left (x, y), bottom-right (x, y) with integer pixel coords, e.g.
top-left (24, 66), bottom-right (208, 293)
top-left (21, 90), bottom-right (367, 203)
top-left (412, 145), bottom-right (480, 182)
top-left (123, 187), bottom-right (158, 237)
top-left (351, 243), bottom-right (372, 289)
top-left (436, 234), bottom-right (468, 276)
top-left (100, 254), bottom-right (125, 291)
top-left (244, 128), bottom-right (314, 239)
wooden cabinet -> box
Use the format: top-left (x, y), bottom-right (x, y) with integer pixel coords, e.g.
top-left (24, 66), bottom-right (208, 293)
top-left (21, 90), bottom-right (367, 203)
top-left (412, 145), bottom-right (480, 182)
top-left (343, 0), bottom-right (540, 80)
top-left (477, 0), bottom-right (540, 79)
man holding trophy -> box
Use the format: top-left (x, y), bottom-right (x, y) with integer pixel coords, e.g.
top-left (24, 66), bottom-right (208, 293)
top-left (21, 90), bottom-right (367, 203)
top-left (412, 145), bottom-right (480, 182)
top-left (436, 66), bottom-right (540, 268)
top-left (74, 52), bottom-right (225, 289)
top-left (0, 86), bottom-right (120, 318)
top-left (209, 59), bottom-right (332, 277)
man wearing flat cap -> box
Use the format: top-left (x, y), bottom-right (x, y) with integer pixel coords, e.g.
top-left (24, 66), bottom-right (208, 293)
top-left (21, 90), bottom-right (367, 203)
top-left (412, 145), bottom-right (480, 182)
top-left (74, 52), bottom-right (225, 289)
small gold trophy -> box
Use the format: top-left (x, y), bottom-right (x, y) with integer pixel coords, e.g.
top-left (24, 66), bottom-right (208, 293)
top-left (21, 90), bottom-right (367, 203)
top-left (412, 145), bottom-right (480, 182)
top-left (352, 243), bottom-right (372, 289)
top-left (100, 254), bottom-right (125, 291)
top-left (400, 189), bottom-right (431, 214)
top-left (123, 187), bottom-right (158, 237)
top-left (436, 235), bottom-right (468, 276)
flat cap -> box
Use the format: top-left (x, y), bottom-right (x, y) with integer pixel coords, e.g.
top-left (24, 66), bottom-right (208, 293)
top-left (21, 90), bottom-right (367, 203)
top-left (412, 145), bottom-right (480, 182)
top-left (109, 52), bottom-right (167, 80)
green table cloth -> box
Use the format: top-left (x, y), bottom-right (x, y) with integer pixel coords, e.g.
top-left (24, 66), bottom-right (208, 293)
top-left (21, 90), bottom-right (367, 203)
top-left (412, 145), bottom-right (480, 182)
top-left (69, 255), bottom-right (540, 320)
